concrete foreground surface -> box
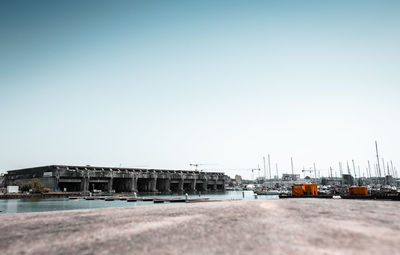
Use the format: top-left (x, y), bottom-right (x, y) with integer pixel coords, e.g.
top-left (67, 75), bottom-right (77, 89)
top-left (1, 199), bottom-right (399, 255)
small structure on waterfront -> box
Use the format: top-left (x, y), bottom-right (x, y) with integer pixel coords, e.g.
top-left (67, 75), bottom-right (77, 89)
top-left (4, 165), bottom-right (228, 193)
top-left (6, 186), bottom-right (19, 193)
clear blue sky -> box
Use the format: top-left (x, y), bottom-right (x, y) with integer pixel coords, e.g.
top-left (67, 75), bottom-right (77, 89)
top-left (1, 0), bottom-right (399, 179)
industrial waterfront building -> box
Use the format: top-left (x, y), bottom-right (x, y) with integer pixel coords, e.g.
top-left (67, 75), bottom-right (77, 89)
top-left (4, 165), bottom-right (228, 193)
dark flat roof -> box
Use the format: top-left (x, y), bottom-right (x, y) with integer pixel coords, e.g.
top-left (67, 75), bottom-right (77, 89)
top-left (6, 165), bottom-right (225, 175)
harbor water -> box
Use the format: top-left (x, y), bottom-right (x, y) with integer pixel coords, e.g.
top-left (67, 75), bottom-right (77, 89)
top-left (0, 190), bottom-right (278, 214)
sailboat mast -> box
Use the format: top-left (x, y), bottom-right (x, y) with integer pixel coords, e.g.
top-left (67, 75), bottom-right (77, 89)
top-left (352, 160), bottom-right (357, 185)
top-left (375, 141), bottom-right (382, 177)
top-left (268, 154), bottom-right (271, 180)
top-left (314, 163), bottom-right (317, 180)
top-left (390, 160), bottom-right (394, 177)
top-left (368, 160), bottom-right (372, 178)
top-left (382, 158), bottom-right (386, 176)
top-left (347, 161), bottom-right (351, 175)
top-left (291, 157), bottom-right (294, 175)
top-left (263, 156), bottom-right (266, 180)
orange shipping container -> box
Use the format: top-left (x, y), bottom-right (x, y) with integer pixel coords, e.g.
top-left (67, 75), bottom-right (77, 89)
top-left (349, 186), bottom-right (368, 195)
top-left (304, 184), bottom-right (318, 196)
top-left (292, 184), bottom-right (318, 196)
top-left (292, 184), bottom-right (304, 196)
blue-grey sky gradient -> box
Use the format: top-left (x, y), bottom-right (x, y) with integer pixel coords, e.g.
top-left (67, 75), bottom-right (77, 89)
top-left (1, 0), bottom-right (399, 178)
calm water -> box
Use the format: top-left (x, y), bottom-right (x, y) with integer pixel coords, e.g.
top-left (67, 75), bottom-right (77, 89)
top-left (0, 190), bottom-right (278, 214)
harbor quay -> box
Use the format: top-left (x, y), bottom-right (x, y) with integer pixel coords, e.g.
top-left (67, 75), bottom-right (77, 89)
top-left (0, 199), bottom-right (399, 255)
top-left (3, 165), bottom-right (229, 193)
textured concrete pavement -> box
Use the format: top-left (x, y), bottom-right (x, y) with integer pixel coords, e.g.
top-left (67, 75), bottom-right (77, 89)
top-left (1, 199), bottom-right (399, 255)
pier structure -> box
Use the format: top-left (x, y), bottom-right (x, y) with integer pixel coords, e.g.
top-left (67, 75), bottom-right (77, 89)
top-left (4, 165), bottom-right (228, 193)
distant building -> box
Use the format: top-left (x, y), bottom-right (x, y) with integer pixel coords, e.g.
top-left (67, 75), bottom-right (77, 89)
top-left (0, 175), bottom-right (5, 189)
top-left (255, 177), bottom-right (266, 183)
top-left (322, 177), bottom-right (343, 185)
top-left (282, 174), bottom-right (300, 181)
top-left (235, 175), bottom-right (242, 184)
top-left (342, 174), bottom-right (354, 185)
top-left (4, 165), bottom-right (228, 192)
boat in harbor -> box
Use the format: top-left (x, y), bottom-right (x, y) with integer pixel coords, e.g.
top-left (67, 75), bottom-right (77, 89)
top-left (340, 186), bottom-right (400, 200)
top-left (279, 184), bottom-right (333, 199)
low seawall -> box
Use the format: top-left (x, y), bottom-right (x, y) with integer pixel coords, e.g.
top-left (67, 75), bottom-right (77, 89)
top-left (0, 192), bottom-right (81, 199)
top-left (0, 199), bottom-right (399, 255)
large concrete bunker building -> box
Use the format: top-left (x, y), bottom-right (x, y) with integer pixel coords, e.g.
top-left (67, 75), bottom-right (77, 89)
top-left (5, 165), bottom-right (228, 193)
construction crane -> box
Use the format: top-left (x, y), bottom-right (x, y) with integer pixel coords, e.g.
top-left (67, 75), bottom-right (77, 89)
top-left (189, 163), bottom-right (216, 171)
top-left (225, 167), bottom-right (261, 181)
top-left (302, 169), bottom-right (313, 176)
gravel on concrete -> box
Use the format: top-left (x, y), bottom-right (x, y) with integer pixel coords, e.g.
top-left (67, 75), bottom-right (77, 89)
top-left (0, 199), bottom-right (399, 255)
